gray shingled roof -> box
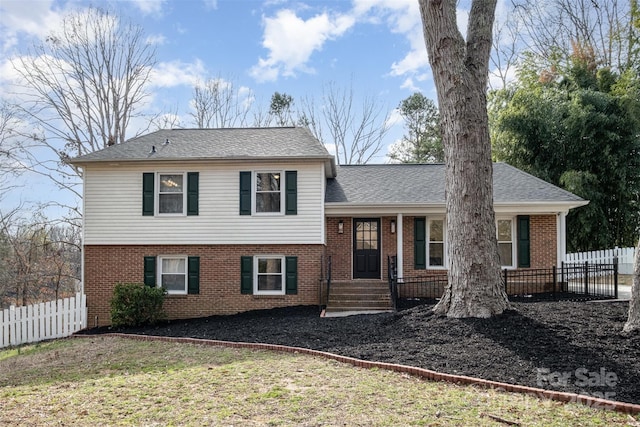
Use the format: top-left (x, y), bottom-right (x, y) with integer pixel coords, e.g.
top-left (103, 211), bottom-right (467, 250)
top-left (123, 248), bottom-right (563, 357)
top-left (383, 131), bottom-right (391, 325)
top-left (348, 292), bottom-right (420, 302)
top-left (69, 127), bottom-right (333, 164)
top-left (325, 163), bottom-right (585, 204)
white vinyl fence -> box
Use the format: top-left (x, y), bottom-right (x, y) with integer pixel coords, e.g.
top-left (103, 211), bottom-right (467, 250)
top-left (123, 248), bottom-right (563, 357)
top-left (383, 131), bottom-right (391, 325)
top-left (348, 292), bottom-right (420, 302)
top-left (0, 293), bottom-right (87, 349)
top-left (565, 247), bottom-right (636, 275)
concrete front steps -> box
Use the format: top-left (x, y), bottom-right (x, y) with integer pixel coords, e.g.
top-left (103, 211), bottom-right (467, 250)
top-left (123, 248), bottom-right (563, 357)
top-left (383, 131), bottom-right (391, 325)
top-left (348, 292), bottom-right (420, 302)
top-left (323, 280), bottom-right (393, 316)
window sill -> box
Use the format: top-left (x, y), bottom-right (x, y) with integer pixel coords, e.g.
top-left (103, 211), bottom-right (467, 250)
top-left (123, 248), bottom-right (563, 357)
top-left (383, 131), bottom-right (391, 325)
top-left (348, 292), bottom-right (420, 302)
top-left (165, 294), bottom-right (188, 299)
top-left (252, 295), bottom-right (286, 299)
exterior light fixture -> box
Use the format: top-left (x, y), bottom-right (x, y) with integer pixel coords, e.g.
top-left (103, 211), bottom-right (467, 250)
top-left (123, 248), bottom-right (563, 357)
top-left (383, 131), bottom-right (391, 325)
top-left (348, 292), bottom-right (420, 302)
top-left (391, 219), bottom-right (396, 234)
top-left (338, 220), bottom-right (344, 234)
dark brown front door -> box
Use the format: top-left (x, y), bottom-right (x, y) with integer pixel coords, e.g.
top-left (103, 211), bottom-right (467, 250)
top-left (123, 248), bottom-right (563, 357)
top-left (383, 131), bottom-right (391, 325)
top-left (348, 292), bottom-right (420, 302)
top-left (353, 218), bottom-right (380, 279)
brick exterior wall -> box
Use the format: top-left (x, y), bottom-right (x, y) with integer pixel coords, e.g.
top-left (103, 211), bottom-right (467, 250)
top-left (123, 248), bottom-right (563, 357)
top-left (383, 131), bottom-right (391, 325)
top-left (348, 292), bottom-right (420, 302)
top-left (530, 214), bottom-right (557, 268)
top-left (85, 215), bottom-right (558, 326)
top-left (84, 244), bottom-right (324, 326)
top-left (325, 214), bottom-right (559, 281)
top-left (325, 216), bottom-right (397, 281)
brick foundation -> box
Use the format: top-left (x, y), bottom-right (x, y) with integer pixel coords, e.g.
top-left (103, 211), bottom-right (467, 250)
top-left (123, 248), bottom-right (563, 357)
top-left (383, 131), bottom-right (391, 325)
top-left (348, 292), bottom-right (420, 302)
top-left (84, 244), bottom-right (324, 326)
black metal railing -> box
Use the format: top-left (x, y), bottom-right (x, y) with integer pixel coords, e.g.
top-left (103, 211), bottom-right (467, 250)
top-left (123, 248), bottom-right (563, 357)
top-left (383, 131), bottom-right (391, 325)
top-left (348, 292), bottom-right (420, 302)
top-left (387, 255), bottom-right (397, 310)
top-left (504, 267), bottom-right (558, 297)
top-left (395, 274), bottom-right (448, 300)
top-left (561, 260), bottom-right (618, 299)
top-left (388, 257), bottom-right (619, 307)
top-left (319, 255), bottom-right (332, 308)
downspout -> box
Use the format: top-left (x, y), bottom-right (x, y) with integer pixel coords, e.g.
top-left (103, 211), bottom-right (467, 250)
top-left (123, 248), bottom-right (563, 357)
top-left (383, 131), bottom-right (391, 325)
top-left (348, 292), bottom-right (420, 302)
top-left (80, 167), bottom-right (85, 297)
top-left (557, 211), bottom-right (567, 266)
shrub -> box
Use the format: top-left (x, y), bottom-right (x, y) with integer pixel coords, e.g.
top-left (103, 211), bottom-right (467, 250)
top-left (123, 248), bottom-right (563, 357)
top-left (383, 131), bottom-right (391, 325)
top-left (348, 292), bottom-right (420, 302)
top-left (110, 283), bottom-right (167, 328)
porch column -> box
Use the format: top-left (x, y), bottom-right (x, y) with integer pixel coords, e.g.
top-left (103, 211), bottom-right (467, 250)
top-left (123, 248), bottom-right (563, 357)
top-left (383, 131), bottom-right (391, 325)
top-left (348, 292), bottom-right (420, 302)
top-left (557, 211), bottom-right (567, 265)
top-left (396, 213), bottom-right (403, 279)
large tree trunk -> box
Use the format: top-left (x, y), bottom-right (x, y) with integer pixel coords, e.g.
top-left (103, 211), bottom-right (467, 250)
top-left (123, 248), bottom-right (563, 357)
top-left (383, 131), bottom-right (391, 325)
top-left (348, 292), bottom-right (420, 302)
top-left (623, 239), bottom-right (640, 334)
top-left (419, 0), bottom-right (510, 317)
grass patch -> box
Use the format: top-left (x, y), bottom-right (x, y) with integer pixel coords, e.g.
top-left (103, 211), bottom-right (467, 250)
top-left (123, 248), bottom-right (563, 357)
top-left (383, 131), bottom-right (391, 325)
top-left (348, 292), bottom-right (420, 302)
top-left (0, 337), bottom-right (634, 426)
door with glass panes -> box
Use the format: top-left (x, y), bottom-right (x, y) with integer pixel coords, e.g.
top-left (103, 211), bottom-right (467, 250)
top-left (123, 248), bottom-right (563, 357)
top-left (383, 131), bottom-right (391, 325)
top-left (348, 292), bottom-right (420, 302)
top-left (353, 219), bottom-right (381, 279)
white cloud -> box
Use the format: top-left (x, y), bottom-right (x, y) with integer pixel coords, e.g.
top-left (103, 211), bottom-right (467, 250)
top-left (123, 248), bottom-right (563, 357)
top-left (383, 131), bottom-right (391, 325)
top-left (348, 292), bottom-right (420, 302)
top-left (130, 0), bottom-right (167, 17)
top-left (250, 8), bottom-right (356, 82)
top-left (202, 0), bottom-right (218, 10)
top-left (149, 59), bottom-right (207, 88)
top-left (146, 34), bottom-right (167, 45)
top-left (456, 7), bottom-right (469, 40)
top-left (351, 0), bottom-right (428, 80)
top-left (399, 77), bottom-right (418, 92)
top-left (0, 0), bottom-right (63, 52)
top-left (488, 65), bottom-right (517, 90)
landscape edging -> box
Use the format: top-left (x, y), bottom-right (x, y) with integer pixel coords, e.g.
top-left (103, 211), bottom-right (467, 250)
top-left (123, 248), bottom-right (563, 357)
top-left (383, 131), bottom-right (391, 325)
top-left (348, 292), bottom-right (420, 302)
top-left (74, 333), bottom-right (640, 415)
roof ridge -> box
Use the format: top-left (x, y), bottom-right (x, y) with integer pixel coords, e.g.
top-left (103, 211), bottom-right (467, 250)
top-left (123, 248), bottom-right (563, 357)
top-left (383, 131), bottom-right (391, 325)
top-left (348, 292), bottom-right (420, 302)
top-left (338, 163), bottom-right (445, 167)
top-left (163, 126), bottom-right (299, 131)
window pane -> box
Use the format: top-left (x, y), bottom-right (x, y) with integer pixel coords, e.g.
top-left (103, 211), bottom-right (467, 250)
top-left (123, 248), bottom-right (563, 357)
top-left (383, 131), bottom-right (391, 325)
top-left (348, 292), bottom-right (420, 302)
top-left (257, 275), bottom-right (283, 291)
top-left (159, 194), bottom-right (183, 213)
top-left (162, 258), bottom-right (185, 273)
top-left (162, 274), bottom-right (185, 292)
top-left (498, 220), bottom-right (512, 241)
top-left (430, 220), bottom-right (444, 242)
top-left (368, 231), bottom-right (378, 250)
top-left (160, 175), bottom-right (183, 193)
top-left (499, 243), bottom-right (513, 266)
top-left (256, 173), bottom-right (280, 191)
top-left (429, 243), bottom-right (444, 266)
top-left (258, 258), bottom-right (282, 274)
top-left (161, 257), bottom-right (186, 293)
top-left (256, 193), bottom-right (280, 212)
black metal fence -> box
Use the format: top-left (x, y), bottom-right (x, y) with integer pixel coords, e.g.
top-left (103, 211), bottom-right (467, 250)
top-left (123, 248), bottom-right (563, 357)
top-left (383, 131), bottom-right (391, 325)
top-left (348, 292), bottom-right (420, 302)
top-left (560, 261), bottom-right (618, 299)
top-left (389, 257), bottom-right (618, 309)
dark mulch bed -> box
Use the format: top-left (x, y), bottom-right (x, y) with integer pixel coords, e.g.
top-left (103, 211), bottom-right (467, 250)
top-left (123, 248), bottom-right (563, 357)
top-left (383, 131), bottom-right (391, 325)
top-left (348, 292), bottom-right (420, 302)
top-left (84, 300), bottom-right (640, 405)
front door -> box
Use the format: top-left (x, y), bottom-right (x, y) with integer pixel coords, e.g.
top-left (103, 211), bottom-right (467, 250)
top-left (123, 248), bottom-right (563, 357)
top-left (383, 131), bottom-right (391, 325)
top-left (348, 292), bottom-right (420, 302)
top-left (353, 218), bottom-right (381, 279)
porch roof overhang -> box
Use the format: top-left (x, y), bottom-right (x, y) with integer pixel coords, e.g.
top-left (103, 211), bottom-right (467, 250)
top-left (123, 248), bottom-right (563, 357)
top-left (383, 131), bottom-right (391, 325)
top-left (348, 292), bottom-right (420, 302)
top-left (323, 200), bottom-right (589, 216)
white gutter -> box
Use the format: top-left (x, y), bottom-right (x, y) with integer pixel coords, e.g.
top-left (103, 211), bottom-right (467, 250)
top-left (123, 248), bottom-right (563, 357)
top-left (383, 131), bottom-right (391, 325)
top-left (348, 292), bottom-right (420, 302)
top-left (324, 201), bottom-right (589, 216)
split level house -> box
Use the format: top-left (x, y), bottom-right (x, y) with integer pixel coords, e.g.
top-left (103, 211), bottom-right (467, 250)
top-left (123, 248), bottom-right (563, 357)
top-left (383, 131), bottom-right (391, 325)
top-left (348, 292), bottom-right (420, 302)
top-left (69, 127), bottom-right (588, 326)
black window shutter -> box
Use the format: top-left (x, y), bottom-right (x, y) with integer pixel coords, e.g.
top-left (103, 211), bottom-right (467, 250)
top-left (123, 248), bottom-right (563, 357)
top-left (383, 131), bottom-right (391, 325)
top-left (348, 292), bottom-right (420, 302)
top-left (239, 171), bottom-right (251, 215)
top-left (285, 256), bottom-right (298, 294)
top-left (414, 217), bottom-right (426, 269)
top-left (517, 215), bottom-right (531, 268)
top-left (142, 173), bottom-right (154, 216)
top-left (240, 256), bottom-right (253, 294)
top-left (187, 256), bottom-right (200, 294)
top-left (285, 171), bottom-right (297, 215)
top-left (187, 172), bottom-right (199, 216)
top-left (143, 256), bottom-right (156, 287)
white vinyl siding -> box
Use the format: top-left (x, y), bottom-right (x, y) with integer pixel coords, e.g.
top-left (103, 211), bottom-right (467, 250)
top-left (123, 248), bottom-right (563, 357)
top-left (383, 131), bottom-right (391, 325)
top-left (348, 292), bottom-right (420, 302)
top-left (83, 162), bottom-right (325, 245)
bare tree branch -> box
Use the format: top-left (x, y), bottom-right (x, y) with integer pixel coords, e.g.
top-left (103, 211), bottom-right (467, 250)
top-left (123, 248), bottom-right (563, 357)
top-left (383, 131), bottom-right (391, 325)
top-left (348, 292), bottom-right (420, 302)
top-left (300, 81), bottom-right (391, 165)
top-left (190, 75), bottom-right (252, 128)
top-left (8, 7), bottom-right (156, 225)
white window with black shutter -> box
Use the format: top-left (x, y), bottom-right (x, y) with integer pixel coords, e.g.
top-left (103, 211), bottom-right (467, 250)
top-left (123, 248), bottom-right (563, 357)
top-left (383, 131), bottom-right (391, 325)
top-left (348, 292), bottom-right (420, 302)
top-left (240, 255), bottom-right (297, 295)
top-left (143, 255), bottom-right (199, 295)
top-left (142, 172), bottom-right (199, 216)
top-left (239, 170), bottom-right (297, 216)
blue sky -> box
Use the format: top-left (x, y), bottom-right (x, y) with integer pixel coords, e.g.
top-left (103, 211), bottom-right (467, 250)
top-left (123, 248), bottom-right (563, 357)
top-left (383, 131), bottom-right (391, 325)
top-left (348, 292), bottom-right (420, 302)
top-left (0, 0), bottom-right (510, 217)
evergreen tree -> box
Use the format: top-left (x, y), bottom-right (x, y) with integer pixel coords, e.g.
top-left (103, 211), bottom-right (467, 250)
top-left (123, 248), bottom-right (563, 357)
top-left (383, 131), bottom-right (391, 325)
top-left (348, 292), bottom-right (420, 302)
top-left (490, 48), bottom-right (640, 250)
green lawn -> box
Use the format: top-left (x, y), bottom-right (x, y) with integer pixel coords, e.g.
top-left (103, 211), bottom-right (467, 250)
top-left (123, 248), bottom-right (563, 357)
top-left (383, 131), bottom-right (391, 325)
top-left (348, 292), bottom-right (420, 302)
top-left (0, 337), bottom-right (634, 426)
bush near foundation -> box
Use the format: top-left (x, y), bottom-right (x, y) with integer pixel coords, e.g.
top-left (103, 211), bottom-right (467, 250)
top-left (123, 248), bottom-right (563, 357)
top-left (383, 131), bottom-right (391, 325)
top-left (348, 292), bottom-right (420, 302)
top-left (110, 283), bottom-right (167, 327)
